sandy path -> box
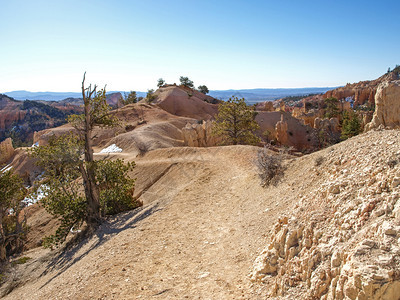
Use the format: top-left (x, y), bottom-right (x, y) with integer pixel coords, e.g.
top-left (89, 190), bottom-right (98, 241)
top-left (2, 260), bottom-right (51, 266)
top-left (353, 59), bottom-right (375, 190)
top-left (4, 146), bottom-right (289, 299)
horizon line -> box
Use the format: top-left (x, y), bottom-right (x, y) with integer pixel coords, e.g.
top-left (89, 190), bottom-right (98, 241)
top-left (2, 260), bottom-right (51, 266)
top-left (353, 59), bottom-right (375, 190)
top-left (3, 86), bottom-right (340, 94)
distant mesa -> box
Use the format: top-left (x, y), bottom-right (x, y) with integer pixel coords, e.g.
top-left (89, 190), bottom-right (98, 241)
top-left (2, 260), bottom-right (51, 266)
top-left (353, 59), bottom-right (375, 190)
top-left (3, 90), bottom-right (146, 102)
top-left (5, 87), bottom-right (336, 103)
top-left (4, 90), bottom-right (83, 101)
top-left (209, 87), bottom-right (336, 103)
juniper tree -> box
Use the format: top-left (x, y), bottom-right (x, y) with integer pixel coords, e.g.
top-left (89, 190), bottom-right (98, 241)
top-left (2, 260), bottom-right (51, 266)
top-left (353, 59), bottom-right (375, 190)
top-left (121, 91), bottom-right (137, 105)
top-left (67, 73), bottom-right (120, 226)
top-left (198, 85), bottom-right (209, 95)
top-left (31, 134), bottom-right (87, 246)
top-left (179, 76), bottom-right (194, 88)
top-left (0, 170), bottom-right (27, 261)
top-left (157, 78), bottom-right (165, 88)
top-left (212, 97), bottom-right (260, 145)
top-left (31, 74), bottom-right (140, 246)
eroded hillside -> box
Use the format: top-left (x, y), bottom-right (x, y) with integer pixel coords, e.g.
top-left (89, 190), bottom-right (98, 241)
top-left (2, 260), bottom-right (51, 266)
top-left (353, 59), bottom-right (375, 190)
top-left (2, 129), bottom-right (400, 299)
top-left (252, 129), bottom-right (400, 299)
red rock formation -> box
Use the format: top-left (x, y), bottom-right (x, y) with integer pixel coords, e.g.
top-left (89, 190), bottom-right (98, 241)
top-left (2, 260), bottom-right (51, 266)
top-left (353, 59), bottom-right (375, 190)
top-left (0, 95), bottom-right (26, 131)
top-left (255, 101), bottom-right (275, 111)
top-left (0, 137), bottom-right (15, 165)
top-left (324, 72), bottom-right (399, 106)
top-left (365, 80), bottom-right (400, 131)
top-left (155, 86), bottom-right (218, 120)
top-left (182, 121), bottom-right (219, 147)
top-left (256, 111), bottom-right (318, 151)
top-left (275, 115), bottom-right (289, 146)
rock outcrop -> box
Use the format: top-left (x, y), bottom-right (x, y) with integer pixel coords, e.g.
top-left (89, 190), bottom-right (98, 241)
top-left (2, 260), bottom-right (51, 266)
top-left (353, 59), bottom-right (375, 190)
top-left (256, 112), bottom-right (318, 152)
top-left (365, 80), bottom-right (400, 131)
top-left (0, 95), bottom-right (27, 132)
top-left (275, 115), bottom-right (289, 146)
top-left (182, 121), bottom-right (219, 147)
top-left (0, 94), bottom-right (82, 145)
top-left (324, 72), bottom-right (399, 106)
top-left (314, 117), bottom-right (340, 132)
top-left (256, 101), bottom-right (275, 112)
top-left (0, 138), bottom-right (15, 165)
top-left (154, 86), bottom-right (218, 120)
top-left (251, 130), bottom-right (400, 299)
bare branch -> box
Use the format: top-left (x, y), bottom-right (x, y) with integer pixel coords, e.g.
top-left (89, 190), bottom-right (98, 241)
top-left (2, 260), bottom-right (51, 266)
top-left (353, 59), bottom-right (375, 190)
top-left (82, 72), bottom-right (87, 101)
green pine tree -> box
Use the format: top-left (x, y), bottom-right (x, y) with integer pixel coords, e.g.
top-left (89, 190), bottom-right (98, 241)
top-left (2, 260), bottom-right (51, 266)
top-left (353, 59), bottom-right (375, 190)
top-left (121, 91), bottom-right (137, 105)
top-left (341, 111), bottom-right (361, 140)
top-left (212, 97), bottom-right (260, 145)
top-left (324, 97), bottom-right (340, 119)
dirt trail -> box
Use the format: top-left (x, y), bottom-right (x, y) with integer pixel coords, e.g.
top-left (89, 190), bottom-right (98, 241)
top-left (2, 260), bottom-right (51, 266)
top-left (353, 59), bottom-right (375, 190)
top-left (3, 145), bottom-right (291, 299)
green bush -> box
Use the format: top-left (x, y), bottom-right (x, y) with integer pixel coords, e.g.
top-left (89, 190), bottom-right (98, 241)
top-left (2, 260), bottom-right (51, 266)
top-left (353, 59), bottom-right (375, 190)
top-left (0, 170), bottom-right (27, 261)
top-left (145, 89), bottom-right (156, 103)
top-left (31, 134), bottom-right (140, 247)
top-left (341, 111), bottom-right (361, 140)
top-left (96, 159), bottom-right (138, 215)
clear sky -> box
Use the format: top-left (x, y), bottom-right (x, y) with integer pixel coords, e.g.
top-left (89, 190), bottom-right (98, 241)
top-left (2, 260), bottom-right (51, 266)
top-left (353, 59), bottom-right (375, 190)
top-left (1, 0), bottom-right (399, 92)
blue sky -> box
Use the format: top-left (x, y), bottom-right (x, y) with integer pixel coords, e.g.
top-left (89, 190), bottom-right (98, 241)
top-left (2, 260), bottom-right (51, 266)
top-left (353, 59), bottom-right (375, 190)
top-left (1, 0), bottom-right (399, 92)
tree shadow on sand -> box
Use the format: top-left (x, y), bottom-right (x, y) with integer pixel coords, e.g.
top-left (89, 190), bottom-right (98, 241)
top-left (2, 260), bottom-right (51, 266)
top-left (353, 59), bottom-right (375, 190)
top-left (38, 202), bottom-right (162, 289)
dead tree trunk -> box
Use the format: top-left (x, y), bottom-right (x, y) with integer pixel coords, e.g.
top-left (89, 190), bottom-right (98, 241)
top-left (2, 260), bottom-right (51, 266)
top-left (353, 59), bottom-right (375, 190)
top-left (0, 211), bottom-right (6, 262)
top-left (81, 73), bottom-right (101, 227)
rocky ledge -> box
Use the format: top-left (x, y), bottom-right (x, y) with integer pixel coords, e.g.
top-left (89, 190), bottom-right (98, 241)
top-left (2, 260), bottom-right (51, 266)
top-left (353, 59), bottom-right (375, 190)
top-left (251, 129), bottom-right (400, 299)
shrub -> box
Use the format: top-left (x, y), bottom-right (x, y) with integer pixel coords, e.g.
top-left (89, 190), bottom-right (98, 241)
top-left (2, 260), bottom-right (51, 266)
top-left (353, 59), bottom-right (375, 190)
top-left (257, 148), bottom-right (285, 187)
top-left (145, 89), bottom-right (156, 103)
top-left (95, 159), bottom-right (138, 216)
top-left (314, 156), bottom-right (324, 166)
top-left (387, 158), bottom-right (398, 168)
top-left (12, 256), bottom-right (31, 265)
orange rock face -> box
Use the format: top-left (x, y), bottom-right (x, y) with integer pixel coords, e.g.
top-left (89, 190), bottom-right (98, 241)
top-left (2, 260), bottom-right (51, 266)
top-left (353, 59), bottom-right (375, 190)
top-left (275, 114), bottom-right (289, 146)
top-left (324, 72), bottom-right (399, 106)
top-left (155, 86), bottom-right (218, 120)
top-left (182, 121), bottom-right (219, 147)
top-left (0, 137), bottom-right (15, 165)
top-left (256, 111), bottom-right (318, 151)
top-left (365, 80), bottom-right (400, 131)
top-left (0, 95), bottom-right (26, 131)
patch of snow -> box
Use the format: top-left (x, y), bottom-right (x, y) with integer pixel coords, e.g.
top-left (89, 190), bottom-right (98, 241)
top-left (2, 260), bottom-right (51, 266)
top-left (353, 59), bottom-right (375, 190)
top-left (100, 144), bottom-right (123, 153)
top-left (1, 164), bottom-right (12, 173)
top-left (70, 226), bottom-right (82, 234)
top-left (23, 185), bottom-right (49, 206)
